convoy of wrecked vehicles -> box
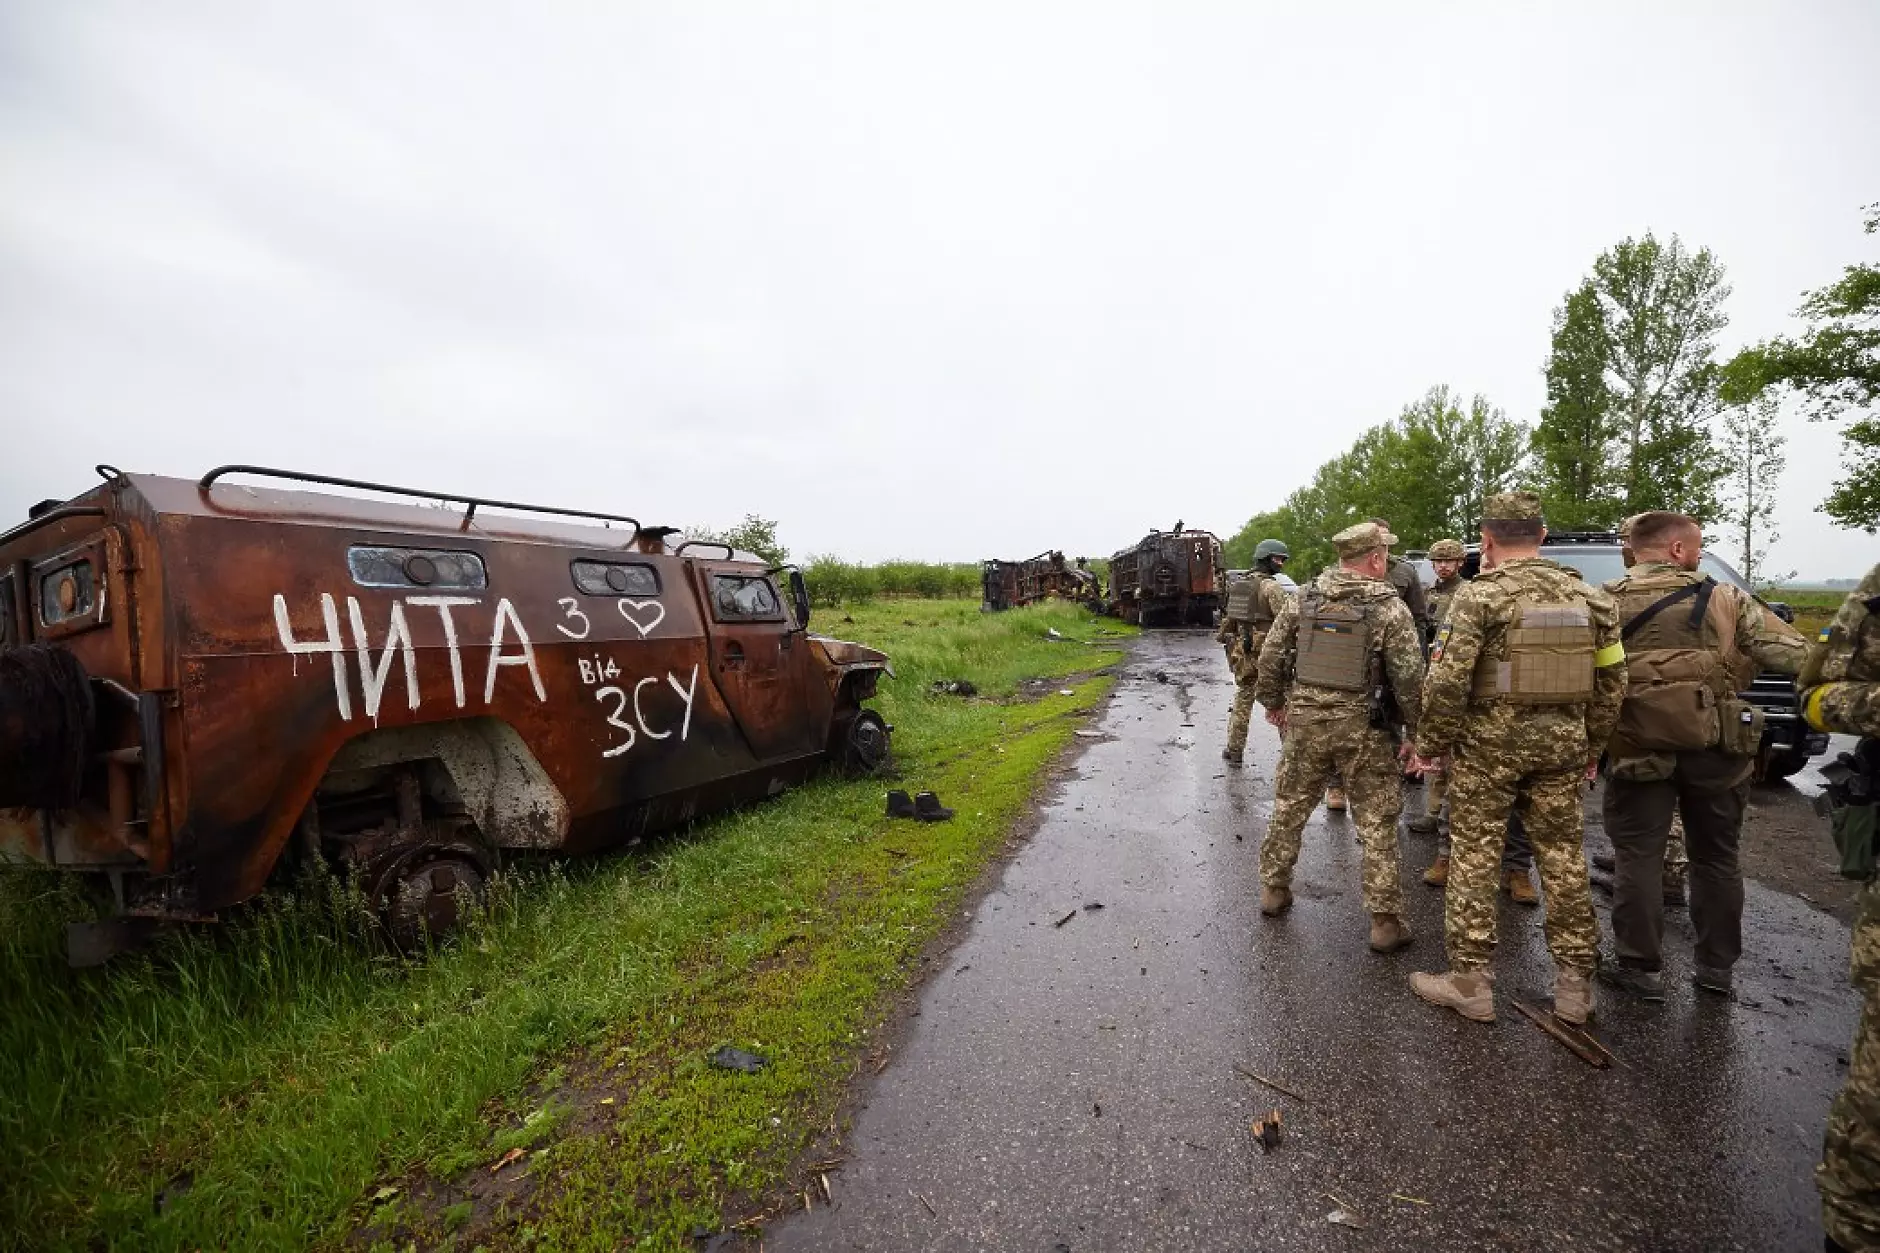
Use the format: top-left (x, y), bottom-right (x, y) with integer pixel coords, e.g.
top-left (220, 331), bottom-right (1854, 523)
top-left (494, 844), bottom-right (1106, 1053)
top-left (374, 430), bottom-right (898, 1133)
top-left (0, 466), bottom-right (894, 962)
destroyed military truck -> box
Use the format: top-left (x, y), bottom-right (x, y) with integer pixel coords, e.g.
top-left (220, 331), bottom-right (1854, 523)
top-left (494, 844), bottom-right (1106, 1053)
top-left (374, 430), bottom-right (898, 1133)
top-left (0, 466), bottom-right (894, 962)
top-left (1108, 528), bottom-right (1224, 627)
top-left (982, 550), bottom-right (1103, 613)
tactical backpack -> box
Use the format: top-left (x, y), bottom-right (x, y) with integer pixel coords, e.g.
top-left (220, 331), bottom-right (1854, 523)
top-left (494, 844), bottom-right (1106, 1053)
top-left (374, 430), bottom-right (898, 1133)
top-left (1295, 594), bottom-right (1373, 692)
top-left (1611, 574), bottom-right (1759, 755)
top-left (1471, 601), bottom-right (1596, 706)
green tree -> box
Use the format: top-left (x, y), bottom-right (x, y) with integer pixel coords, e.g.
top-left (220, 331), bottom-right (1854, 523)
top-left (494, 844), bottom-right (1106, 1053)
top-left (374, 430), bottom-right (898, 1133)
top-left (1723, 204), bottom-right (1880, 529)
top-left (1716, 393), bottom-right (1790, 588)
top-left (687, 514), bottom-right (788, 566)
top-left (1533, 234), bottom-right (1731, 527)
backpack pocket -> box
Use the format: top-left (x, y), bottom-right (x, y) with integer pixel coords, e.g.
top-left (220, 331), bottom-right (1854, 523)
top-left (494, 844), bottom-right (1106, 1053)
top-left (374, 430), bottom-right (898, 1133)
top-left (1715, 696), bottom-right (1764, 757)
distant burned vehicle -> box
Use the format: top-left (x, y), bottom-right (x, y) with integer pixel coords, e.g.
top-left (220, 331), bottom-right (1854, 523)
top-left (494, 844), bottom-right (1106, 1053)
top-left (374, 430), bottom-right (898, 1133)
top-left (0, 466), bottom-right (893, 961)
top-left (982, 551), bottom-right (1102, 613)
top-left (1108, 528), bottom-right (1224, 627)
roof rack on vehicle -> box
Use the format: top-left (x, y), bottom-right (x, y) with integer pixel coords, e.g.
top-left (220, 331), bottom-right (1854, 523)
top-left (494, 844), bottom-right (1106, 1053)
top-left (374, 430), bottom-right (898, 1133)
top-left (197, 465), bottom-right (641, 539)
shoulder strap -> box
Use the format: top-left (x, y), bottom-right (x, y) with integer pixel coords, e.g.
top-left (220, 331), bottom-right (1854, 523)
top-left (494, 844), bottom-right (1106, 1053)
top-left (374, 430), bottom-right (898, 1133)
top-left (1621, 580), bottom-right (1705, 643)
top-left (1686, 577), bottom-right (1717, 632)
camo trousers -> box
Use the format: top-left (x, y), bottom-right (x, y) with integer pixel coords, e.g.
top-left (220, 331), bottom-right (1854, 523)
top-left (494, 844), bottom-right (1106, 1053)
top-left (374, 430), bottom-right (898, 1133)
top-left (1444, 754), bottom-right (1597, 973)
top-left (1821, 876), bottom-right (1880, 1252)
top-left (1226, 679), bottom-right (1256, 758)
top-left (1261, 715), bottom-right (1405, 915)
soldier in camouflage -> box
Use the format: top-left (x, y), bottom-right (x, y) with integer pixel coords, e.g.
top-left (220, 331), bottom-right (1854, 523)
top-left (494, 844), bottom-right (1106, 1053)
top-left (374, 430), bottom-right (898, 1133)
top-left (1218, 540), bottom-right (1292, 765)
top-left (1799, 562), bottom-right (1880, 1253)
top-left (1255, 521), bottom-right (1425, 953)
top-left (1600, 512), bottom-right (1806, 1002)
top-left (1407, 492), bottom-right (1627, 1027)
top-left (1370, 516), bottom-right (1433, 644)
top-left (1618, 512), bottom-right (1691, 902)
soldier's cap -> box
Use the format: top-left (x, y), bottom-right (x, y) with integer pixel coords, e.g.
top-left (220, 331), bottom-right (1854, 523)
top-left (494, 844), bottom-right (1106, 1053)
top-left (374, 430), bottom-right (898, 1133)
top-left (1427, 538), bottom-right (1466, 561)
top-left (1331, 521), bottom-right (1397, 558)
top-left (1482, 491), bottom-right (1544, 523)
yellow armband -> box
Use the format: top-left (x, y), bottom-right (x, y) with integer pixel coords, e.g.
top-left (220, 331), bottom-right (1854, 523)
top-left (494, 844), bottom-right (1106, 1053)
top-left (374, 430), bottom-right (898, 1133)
top-left (1803, 683), bottom-right (1840, 733)
top-left (1593, 642), bottom-right (1625, 668)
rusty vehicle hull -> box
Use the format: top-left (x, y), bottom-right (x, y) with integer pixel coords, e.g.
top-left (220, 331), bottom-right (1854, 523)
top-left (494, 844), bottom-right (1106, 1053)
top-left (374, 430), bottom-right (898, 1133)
top-left (0, 467), bottom-right (891, 958)
top-left (980, 551), bottom-right (1101, 613)
top-left (1108, 530), bottom-right (1223, 628)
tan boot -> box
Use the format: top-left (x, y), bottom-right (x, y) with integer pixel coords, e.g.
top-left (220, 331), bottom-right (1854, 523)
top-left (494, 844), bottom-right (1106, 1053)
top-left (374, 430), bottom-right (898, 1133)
top-left (1409, 969), bottom-right (1496, 1022)
top-left (1324, 786), bottom-right (1348, 812)
top-left (1503, 869), bottom-right (1539, 906)
top-left (1260, 886), bottom-right (1293, 917)
top-left (1369, 913), bottom-right (1413, 953)
top-left (1423, 854), bottom-right (1450, 887)
top-left (1554, 969), bottom-right (1595, 1026)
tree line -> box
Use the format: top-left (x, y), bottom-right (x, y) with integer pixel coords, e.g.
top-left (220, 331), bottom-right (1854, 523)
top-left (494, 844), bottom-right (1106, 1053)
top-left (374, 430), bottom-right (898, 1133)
top-left (1228, 202), bottom-right (1878, 585)
top-left (685, 513), bottom-right (991, 605)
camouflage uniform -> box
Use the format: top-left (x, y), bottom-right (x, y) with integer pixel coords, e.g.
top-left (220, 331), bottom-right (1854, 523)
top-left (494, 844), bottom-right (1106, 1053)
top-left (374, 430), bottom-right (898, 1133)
top-left (1601, 557), bottom-right (1807, 978)
top-left (1256, 528), bottom-right (1425, 918)
top-left (1414, 497), bottom-right (1627, 976)
top-left (1419, 539), bottom-right (1467, 832)
top-left (1802, 562), bottom-right (1880, 1252)
top-left (1219, 568), bottom-right (1291, 760)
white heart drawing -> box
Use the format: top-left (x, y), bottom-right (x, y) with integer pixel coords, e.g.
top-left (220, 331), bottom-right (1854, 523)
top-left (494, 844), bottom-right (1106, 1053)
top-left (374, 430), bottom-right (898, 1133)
top-left (617, 598), bottom-right (666, 639)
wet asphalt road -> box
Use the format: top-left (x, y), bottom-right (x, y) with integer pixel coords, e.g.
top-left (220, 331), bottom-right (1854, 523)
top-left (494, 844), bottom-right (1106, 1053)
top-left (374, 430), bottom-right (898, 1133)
top-left (766, 632), bottom-right (1860, 1253)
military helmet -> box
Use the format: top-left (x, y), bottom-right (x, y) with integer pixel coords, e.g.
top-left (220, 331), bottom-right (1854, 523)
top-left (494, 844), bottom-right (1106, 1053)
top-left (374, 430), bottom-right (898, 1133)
top-left (1253, 539), bottom-right (1290, 562)
top-left (1428, 538), bottom-right (1466, 561)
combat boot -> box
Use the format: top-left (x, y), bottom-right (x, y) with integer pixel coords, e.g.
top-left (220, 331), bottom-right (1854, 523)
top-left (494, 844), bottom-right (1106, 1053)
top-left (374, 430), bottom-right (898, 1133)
top-left (1406, 815), bottom-right (1440, 835)
top-left (1503, 869), bottom-right (1539, 906)
top-left (1409, 970), bottom-right (1496, 1022)
top-left (1554, 969), bottom-right (1595, 1025)
top-left (1324, 786), bottom-right (1348, 812)
top-left (1663, 870), bottom-right (1688, 908)
top-left (1369, 913), bottom-right (1412, 953)
top-left (1597, 962), bottom-right (1665, 1002)
top-left (1221, 747), bottom-right (1244, 766)
top-left (1422, 854), bottom-right (1449, 887)
top-left (1259, 885), bottom-right (1293, 917)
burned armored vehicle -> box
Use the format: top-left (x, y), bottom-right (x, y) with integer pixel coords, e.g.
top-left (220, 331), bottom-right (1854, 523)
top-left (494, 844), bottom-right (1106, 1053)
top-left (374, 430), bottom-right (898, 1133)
top-left (981, 550), bottom-right (1103, 613)
top-left (1108, 528), bottom-right (1223, 627)
top-left (0, 466), bottom-right (893, 961)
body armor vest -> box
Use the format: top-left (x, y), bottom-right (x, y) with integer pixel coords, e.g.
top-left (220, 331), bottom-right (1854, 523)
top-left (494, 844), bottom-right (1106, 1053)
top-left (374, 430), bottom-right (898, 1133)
top-left (1225, 579), bottom-right (1257, 622)
top-left (1612, 572), bottom-right (1750, 752)
top-left (1295, 594), bottom-right (1373, 692)
top-left (1471, 601), bottom-right (1596, 705)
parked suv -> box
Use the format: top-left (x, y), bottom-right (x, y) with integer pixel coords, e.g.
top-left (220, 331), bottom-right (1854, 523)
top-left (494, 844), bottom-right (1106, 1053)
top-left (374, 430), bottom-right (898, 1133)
top-left (1413, 532), bottom-right (1825, 782)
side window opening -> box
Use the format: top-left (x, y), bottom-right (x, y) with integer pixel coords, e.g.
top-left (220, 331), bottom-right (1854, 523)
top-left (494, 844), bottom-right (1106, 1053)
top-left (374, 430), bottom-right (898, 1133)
top-left (711, 574), bottom-right (782, 622)
top-left (37, 559), bottom-right (97, 626)
top-left (0, 574), bottom-right (14, 648)
top-left (348, 546), bottom-right (487, 591)
top-left (571, 560), bottom-right (660, 597)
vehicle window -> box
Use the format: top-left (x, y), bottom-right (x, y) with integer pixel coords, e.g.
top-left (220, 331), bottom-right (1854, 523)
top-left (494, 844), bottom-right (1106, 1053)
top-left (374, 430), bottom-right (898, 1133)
top-left (37, 559), bottom-right (97, 626)
top-left (1543, 549), bottom-right (1750, 592)
top-left (712, 574), bottom-right (782, 621)
top-left (572, 560), bottom-right (660, 597)
top-left (347, 546), bottom-right (487, 590)
top-left (0, 574), bottom-right (13, 647)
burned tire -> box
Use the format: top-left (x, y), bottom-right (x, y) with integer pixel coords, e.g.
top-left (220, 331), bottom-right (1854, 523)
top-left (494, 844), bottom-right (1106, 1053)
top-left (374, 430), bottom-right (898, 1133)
top-left (375, 852), bottom-right (486, 954)
top-left (842, 710), bottom-right (892, 777)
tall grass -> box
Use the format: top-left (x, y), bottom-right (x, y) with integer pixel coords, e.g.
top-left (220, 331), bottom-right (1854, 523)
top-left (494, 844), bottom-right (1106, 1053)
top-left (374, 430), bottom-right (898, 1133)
top-left (0, 599), bottom-right (1127, 1251)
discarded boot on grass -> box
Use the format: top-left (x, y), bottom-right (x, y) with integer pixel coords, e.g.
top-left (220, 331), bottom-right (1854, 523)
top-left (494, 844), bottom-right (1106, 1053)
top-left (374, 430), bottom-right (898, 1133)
top-left (1423, 854), bottom-right (1450, 887)
top-left (1369, 913), bottom-right (1413, 953)
top-left (1554, 969), bottom-right (1595, 1025)
top-left (913, 791), bottom-right (955, 822)
top-left (1409, 970), bottom-right (1496, 1022)
top-left (885, 789), bottom-right (916, 819)
top-left (1503, 869), bottom-right (1539, 906)
top-left (1259, 886), bottom-right (1293, 917)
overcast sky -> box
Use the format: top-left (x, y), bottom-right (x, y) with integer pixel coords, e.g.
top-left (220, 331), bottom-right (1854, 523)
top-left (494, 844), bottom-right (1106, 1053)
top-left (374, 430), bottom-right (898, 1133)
top-left (2, 3), bottom-right (1876, 577)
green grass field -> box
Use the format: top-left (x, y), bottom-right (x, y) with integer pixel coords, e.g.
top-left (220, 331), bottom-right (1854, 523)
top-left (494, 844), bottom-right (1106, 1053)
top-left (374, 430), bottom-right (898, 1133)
top-left (1771, 587), bottom-right (1849, 639)
top-left (0, 599), bottom-right (1132, 1252)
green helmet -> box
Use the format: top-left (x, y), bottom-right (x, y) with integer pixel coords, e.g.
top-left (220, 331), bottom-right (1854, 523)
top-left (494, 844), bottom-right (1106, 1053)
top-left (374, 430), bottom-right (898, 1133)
top-left (1254, 539), bottom-right (1290, 562)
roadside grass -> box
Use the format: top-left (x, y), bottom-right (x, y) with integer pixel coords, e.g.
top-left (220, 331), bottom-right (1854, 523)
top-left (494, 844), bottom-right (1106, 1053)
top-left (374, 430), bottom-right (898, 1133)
top-left (0, 598), bottom-right (1131, 1252)
top-left (1771, 587), bottom-right (1849, 639)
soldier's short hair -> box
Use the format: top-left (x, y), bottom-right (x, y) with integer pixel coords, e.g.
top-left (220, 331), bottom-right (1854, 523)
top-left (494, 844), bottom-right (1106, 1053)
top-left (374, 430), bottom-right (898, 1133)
top-left (1629, 511), bottom-right (1700, 552)
top-left (1482, 518), bottom-right (1544, 545)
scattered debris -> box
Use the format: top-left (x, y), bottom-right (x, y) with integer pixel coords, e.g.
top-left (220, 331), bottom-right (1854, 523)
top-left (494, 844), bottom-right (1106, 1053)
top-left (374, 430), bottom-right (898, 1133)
top-left (1233, 1064), bottom-right (1310, 1104)
top-left (1251, 1108), bottom-right (1284, 1153)
top-left (709, 1046), bottom-right (770, 1074)
top-left (1046, 627), bottom-right (1065, 640)
top-left (1053, 909), bottom-right (1079, 928)
top-left (913, 1190), bottom-right (938, 1218)
top-left (600, 1097), bottom-right (615, 1106)
top-left (914, 791), bottom-right (955, 822)
top-left (1391, 1193), bottom-right (1431, 1206)
top-left (1511, 1002), bottom-right (1615, 1069)
top-left (1153, 670), bottom-right (1170, 683)
top-left (1094, 1101), bottom-right (1103, 1117)
top-left (930, 678), bottom-right (978, 697)
top-left (372, 1185), bottom-right (400, 1202)
top-left (953, 963), bottom-right (971, 975)
top-left (820, 1173), bottom-right (833, 1204)
top-left (1075, 730), bottom-right (1104, 738)
top-left (1327, 1208), bottom-right (1366, 1230)
top-left (491, 1147), bottom-right (526, 1174)
top-left (1083, 901), bottom-right (1104, 912)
